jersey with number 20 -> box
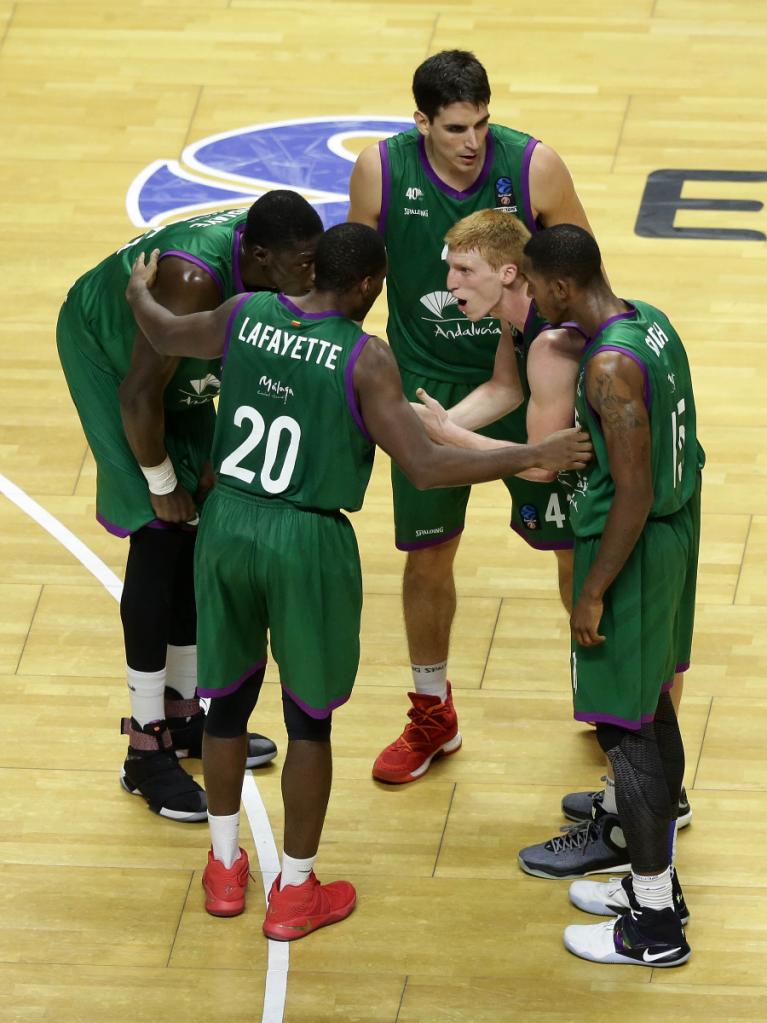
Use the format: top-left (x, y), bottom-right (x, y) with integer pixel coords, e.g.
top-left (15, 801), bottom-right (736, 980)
top-left (215, 292), bottom-right (376, 512)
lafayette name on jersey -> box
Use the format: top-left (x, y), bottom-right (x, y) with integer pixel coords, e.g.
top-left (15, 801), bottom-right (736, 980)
top-left (381, 124), bottom-right (540, 384)
top-left (215, 292), bottom-right (375, 512)
top-left (64, 208), bottom-right (249, 411)
top-left (570, 300), bottom-right (704, 538)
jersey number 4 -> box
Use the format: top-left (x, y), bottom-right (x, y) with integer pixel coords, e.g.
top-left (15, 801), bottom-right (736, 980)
top-left (220, 405), bottom-right (301, 494)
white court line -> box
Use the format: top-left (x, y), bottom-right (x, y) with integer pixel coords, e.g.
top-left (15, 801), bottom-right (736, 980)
top-left (0, 471), bottom-right (288, 1022)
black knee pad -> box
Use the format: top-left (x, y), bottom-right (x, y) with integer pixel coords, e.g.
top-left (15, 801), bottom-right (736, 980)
top-left (204, 668), bottom-right (265, 738)
top-left (282, 690), bottom-right (332, 742)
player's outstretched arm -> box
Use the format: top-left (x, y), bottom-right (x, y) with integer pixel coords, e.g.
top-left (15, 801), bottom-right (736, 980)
top-left (570, 351), bottom-right (653, 647)
top-left (347, 144), bottom-right (383, 228)
top-left (439, 321), bottom-right (524, 432)
top-left (354, 337), bottom-right (591, 487)
top-left (120, 253), bottom-right (225, 522)
top-left (126, 249), bottom-right (237, 358)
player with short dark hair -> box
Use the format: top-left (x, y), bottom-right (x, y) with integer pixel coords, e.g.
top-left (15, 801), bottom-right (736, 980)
top-left (348, 49), bottom-right (599, 787)
top-left (125, 221), bottom-right (592, 939)
top-left (411, 49), bottom-right (491, 121)
top-left (517, 224), bottom-right (703, 968)
top-left (57, 192), bottom-right (322, 822)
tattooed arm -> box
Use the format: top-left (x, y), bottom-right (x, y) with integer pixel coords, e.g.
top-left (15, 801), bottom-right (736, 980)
top-left (571, 350), bottom-right (654, 647)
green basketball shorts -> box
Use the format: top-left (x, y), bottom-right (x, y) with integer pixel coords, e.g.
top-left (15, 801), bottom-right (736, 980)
top-left (570, 475), bottom-right (701, 729)
top-left (57, 297), bottom-right (214, 536)
top-left (392, 369), bottom-right (574, 551)
top-left (194, 486), bottom-right (362, 717)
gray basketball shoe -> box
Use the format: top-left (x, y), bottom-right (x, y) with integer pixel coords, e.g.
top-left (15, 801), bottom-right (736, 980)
top-left (518, 803), bottom-right (630, 879)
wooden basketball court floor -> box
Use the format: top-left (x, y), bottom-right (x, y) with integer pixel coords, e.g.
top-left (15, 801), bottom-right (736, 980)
top-left (0, 1), bottom-right (766, 1020)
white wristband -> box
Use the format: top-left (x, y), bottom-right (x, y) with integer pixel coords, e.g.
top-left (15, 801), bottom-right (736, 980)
top-left (140, 456), bottom-right (178, 496)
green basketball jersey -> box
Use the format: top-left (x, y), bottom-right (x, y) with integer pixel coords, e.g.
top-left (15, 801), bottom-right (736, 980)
top-left (64, 208), bottom-right (250, 410)
top-left (214, 292), bottom-right (375, 512)
top-left (381, 124), bottom-right (540, 383)
top-left (570, 300), bottom-right (704, 537)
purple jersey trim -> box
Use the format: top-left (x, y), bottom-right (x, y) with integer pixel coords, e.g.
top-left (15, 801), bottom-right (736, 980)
top-left (591, 306), bottom-right (637, 342)
top-left (232, 223), bottom-right (245, 293)
top-left (344, 333), bottom-right (374, 443)
top-left (281, 682), bottom-right (350, 720)
top-left (96, 512), bottom-right (132, 538)
top-left (159, 251), bottom-right (224, 296)
top-left (96, 512), bottom-right (196, 537)
top-left (521, 137), bottom-right (540, 231)
top-left (511, 521), bottom-right (574, 551)
top-left (559, 320), bottom-right (591, 344)
top-left (590, 345), bottom-right (651, 408)
top-left (574, 709), bottom-right (656, 730)
top-left (378, 139), bottom-right (391, 235)
top-left (222, 292), bottom-right (254, 363)
top-left (196, 658), bottom-right (268, 699)
top-left (278, 294), bottom-right (343, 321)
top-left (396, 524), bottom-right (464, 552)
top-left (675, 660), bottom-right (690, 674)
top-left (417, 131), bottom-right (494, 201)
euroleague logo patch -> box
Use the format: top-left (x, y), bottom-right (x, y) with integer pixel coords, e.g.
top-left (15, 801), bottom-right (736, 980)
top-left (520, 503), bottom-right (540, 530)
top-left (126, 116), bottom-right (412, 228)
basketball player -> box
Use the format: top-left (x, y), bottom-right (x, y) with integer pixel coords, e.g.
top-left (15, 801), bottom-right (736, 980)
top-left (415, 209), bottom-right (692, 878)
top-left (56, 192), bottom-right (322, 822)
top-left (348, 49), bottom-right (599, 785)
top-left (124, 222), bottom-right (592, 939)
top-left (519, 224), bottom-right (702, 967)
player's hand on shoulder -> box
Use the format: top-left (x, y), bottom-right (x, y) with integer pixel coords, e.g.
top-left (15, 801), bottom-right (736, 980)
top-left (536, 426), bottom-right (592, 471)
top-left (126, 248), bottom-right (160, 303)
top-left (150, 482), bottom-right (198, 524)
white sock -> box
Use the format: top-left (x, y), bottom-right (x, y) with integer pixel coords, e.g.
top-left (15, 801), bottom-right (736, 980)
top-left (127, 666), bottom-right (166, 727)
top-left (632, 867), bottom-right (674, 911)
top-left (280, 852), bottom-right (316, 889)
top-left (165, 644), bottom-right (198, 700)
top-left (602, 775), bottom-right (618, 814)
top-left (208, 811), bottom-right (240, 869)
top-left (411, 660), bottom-right (448, 701)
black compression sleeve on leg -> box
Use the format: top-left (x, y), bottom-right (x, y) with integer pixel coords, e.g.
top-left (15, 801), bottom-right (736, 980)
top-left (168, 529), bottom-right (197, 648)
top-left (282, 689), bottom-right (332, 742)
top-left (121, 527), bottom-right (185, 671)
top-left (204, 668), bottom-right (266, 738)
top-left (597, 721), bottom-right (673, 876)
top-left (653, 691), bottom-right (685, 819)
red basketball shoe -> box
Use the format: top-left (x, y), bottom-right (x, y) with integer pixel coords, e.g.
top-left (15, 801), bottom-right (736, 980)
top-left (263, 873), bottom-right (356, 941)
top-left (372, 683), bottom-right (461, 784)
top-left (202, 847), bottom-right (250, 917)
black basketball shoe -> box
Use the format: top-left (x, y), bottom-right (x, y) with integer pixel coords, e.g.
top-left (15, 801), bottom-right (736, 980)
top-left (164, 693), bottom-right (278, 768)
top-left (120, 717), bottom-right (208, 822)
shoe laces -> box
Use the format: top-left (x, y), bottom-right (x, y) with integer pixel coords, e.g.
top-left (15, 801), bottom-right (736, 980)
top-left (546, 818), bottom-right (599, 854)
top-left (392, 701), bottom-right (450, 752)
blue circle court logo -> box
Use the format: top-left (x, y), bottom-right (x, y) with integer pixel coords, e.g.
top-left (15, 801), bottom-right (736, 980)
top-left (127, 116), bottom-right (413, 228)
